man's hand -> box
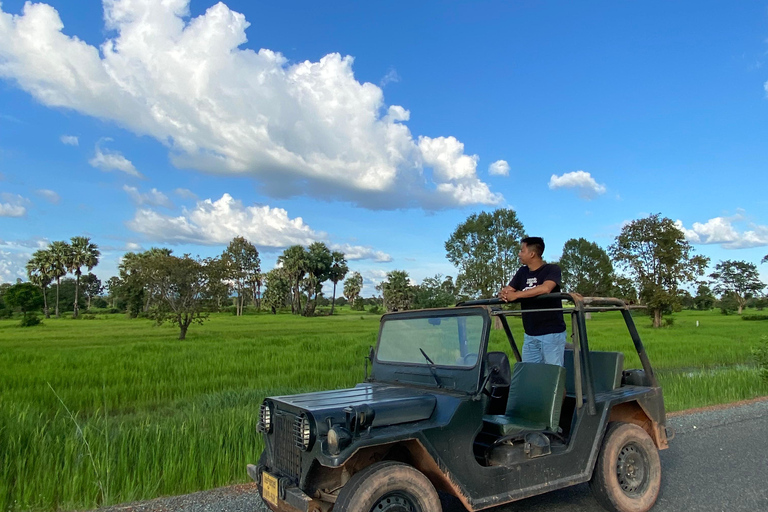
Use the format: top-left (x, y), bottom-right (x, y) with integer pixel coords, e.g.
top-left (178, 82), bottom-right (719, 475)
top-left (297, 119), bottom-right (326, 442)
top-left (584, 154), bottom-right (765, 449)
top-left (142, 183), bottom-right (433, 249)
top-left (499, 286), bottom-right (519, 302)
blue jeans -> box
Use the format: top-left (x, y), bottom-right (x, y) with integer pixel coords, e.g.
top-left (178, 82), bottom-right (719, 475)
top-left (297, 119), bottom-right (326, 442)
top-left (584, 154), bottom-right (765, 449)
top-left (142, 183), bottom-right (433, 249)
top-left (522, 331), bottom-right (567, 367)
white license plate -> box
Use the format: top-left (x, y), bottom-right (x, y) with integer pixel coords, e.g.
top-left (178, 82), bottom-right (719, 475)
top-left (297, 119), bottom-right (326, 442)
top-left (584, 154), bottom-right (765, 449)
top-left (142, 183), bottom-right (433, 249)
top-left (262, 471), bottom-right (278, 505)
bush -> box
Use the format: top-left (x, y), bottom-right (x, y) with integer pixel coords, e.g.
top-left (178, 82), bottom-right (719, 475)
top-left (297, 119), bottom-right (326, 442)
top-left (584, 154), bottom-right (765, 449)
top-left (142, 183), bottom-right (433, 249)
top-left (663, 315), bottom-right (675, 327)
top-left (19, 315), bottom-right (42, 327)
top-left (742, 315), bottom-right (768, 321)
top-left (368, 305), bottom-right (382, 314)
top-left (753, 336), bottom-right (768, 384)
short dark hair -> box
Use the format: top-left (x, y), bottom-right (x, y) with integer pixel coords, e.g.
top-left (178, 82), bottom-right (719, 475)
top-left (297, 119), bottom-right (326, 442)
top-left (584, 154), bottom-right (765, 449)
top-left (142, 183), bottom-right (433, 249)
top-left (521, 237), bottom-right (545, 258)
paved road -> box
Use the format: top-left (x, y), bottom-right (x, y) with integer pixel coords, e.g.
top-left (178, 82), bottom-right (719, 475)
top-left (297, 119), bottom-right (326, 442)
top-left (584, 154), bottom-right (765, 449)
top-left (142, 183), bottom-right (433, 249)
top-left (99, 399), bottom-right (768, 512)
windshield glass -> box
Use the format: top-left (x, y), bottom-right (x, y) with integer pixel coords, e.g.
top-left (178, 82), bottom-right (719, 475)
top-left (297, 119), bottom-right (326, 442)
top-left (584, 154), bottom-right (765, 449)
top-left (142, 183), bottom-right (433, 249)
top-left (377, 314), bottom-right (485, 367)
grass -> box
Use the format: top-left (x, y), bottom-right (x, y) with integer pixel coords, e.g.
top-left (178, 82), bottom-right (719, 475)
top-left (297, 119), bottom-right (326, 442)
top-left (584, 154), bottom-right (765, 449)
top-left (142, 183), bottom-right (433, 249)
top-left (1, 308), bottom-right (767, 511)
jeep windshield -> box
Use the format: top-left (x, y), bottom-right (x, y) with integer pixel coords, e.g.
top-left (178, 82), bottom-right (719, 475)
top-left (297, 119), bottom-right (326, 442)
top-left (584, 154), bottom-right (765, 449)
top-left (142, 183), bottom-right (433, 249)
top-left (377, 313), bottom-right (485, 367)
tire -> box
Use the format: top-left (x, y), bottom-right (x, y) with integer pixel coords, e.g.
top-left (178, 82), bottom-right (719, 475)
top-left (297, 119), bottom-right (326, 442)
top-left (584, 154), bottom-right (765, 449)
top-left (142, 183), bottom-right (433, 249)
top-left (589, 422), bottom-right (661, 512)
top-left (333, 461), bottom-right (442, 512)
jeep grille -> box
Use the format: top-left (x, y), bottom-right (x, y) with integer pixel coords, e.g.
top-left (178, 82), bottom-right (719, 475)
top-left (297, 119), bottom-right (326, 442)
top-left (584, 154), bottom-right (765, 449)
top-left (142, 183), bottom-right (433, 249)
top-left (273, 412), bottom-right (301, 481)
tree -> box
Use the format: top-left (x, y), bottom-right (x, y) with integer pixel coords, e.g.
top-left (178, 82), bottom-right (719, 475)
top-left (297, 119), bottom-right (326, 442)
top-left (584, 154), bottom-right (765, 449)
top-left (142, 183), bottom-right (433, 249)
top-left (68, 236), bottom-right (100, 318)
top-left (445, 209), bottom-right (526, 298)
top-left (278, 245), bottom-right (309, 315)
top-left (81, 273), bottom-right (103, 311)
top-left (709, 260), bottom-right (765, 315)
top-left (763, 255), bottom-right (768, 264)
top-left (49, 240), bottom-right (70, 318)
top-left (118, 248), bottom-right (173, 317)
top-left (377, 270), bottom-right (415, 312)
top-left (301, 242), bottom-right (333, 316)
top-left (4, 282), bottom-right (44, 324)
top-left (559, 238), bottom-right (615, 296)
top-left (144, 254), bottom-right (220, 340)
top-left (413, 274), bottom-right (457, 309)
top-left (693, 284), bottom-right (716, 311)
top-left (327, 251), bottom-right (348, 315)
top-left (343, 272), bottom-right (363, 310)
top-left (610, 214), bottom-right (709, 328)
top-left (223, 236), bottom-right (261, 316)
top-left (26, 249), bottom-right (54, 318)
top-left (610, 275), bottom-right (638, 303)
top-left (263, 268), bottom-right (292, 314)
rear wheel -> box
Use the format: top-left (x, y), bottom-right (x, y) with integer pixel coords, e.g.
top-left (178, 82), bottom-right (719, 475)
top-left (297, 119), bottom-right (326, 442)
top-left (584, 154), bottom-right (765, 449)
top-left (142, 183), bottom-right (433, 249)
top-left (589, 422), bottom-right (661, 512)
top-left (333, 461), bottom-right (441, 512)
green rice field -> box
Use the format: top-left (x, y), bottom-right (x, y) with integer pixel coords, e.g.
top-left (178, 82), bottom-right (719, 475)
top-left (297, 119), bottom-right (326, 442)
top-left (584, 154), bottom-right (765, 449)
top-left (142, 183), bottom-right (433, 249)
top-left (1, 308), bottom-right (766, 511)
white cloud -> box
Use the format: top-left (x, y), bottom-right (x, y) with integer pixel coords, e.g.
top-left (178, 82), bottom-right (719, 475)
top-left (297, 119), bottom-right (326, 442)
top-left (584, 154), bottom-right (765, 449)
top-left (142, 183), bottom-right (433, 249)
top-left (548, 170), bottom-right (607, 200)
top-left (488, 160), bottom-right (510, 177)
top-left (89, 143), bottom-right (143, 178)
top-left (173, 188), bottom-right (197, 200)
top-left (675, 215), bottom-right (768, 249)
top-left (35, 189), bottom-right (60, 204)
top-left (0, 0), bottom-right (501, 209)
top-left (123, 185), bottom-right (174, 209)
top-left (0, 249), bottom-right (30, 283)
top-left (60, 135), bottom-right (78, 146)
top-left (0, 193), bottom-right (28, 217)
top-left (126, 193), bottom-right (392, 260)
top-left (379, 68), bottom-right (400, 88)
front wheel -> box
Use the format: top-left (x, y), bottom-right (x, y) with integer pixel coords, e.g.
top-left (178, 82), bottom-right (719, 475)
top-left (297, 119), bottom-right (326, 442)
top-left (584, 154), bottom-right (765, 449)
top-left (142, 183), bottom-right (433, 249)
top-left (589, 422), bottom-right (661, 512)
top-left (333, 461), bottom-right (441, 512)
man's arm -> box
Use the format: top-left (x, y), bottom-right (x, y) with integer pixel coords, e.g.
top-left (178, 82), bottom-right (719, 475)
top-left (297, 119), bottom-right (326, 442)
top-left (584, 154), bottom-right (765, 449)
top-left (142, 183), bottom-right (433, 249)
top-left (502, 280), bottom-right (557, 302)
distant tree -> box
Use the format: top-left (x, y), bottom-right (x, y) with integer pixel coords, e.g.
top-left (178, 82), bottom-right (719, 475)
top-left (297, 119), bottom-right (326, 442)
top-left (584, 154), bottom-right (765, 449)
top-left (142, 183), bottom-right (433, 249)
top-left (328, 251), bottom-right (348, 315)
top-left (559, 238), bottom-right (615, 296)
top-left (413, 274), bottom-right (457, 309)
top-left (610, 275), bottom-right (638, 303)
top-left (343, 271), bottom-right (364, 310)
top-left (223, 236), bottom-right (261, 316)
top-left (610, 214), bottom-right (709, 327)
top-left (49, 240), bottom-right (71, 318)
top-left (4, 282), bottom-right (44, 324)
top-left (301, 242), bottom-right (333, 316)
top-left (26, 249), bottom-right (54, 318)
top-left (68, 236), bottom-right (100, 318)
top-left (445, 208), bottom-right (526, 298)
top-left (377, 270), bottom-right (415, 312)
top-left (710, 260), bottom-right (765, 315)
top-left (717, 292), bottom-right (741, 315)
top-left (677, 289), bottom-right (695, 310)
top-left (263, 268), bottom-right (292, 314)
top-left (693, 284), bottom-right (716, 311)
top-left (144, 254), bottom-right (220, 340)
top-left (250, 272), bottom-right (264, 310)
top-left (119, 248), bottom-right (173, 317)
top-left (81, 273), bottom-right (103, 311)
top-left (278, 245), bottom-right (309, 315)
top-left (106, 276), bottom-right (122, 310)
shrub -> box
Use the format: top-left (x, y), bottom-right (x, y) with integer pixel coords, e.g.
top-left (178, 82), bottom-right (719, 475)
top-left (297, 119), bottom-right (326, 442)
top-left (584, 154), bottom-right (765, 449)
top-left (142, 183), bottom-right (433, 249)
top-left (19, 314), bottom-right (42, 327)
top-left (753, 336), bottom-right (768, 384)
top-left (368, 305), bottom-right (382, 314)
top-left (663, 315), bottom-right (675, 327)
top-left (742, 315), bottom-right (768, 321)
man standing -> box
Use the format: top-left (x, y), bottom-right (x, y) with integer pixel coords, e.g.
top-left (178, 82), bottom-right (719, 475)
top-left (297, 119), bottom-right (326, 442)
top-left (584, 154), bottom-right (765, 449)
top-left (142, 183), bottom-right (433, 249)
top-left (499, 237), bottom-right (567, 366)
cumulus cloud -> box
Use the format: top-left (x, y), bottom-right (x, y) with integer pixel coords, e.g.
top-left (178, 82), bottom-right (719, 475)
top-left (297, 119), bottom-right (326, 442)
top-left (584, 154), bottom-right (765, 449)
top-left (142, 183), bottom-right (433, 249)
top-left (0, 250), bottom-right (29, 283)
top-left (0, 193), bottom-right (28, 217)
top-left (60, 135), bottom-right (78, 145)
top-left (126, 193), bottom-right (392, 260)
top-left (488, 160), bottom-right (510, 176)
top-left (675, 215), bottom-right (768, 249)
top-left (548, 171), bottom-right (607, 200)
top-left (123, 185), bottom-right (174, 209)
top-left (36, 189), bottom-right (60, 203)
top-left (0, 0), bottom-right (500, 209)
top-left (89, 143), bottom-right (143, 178)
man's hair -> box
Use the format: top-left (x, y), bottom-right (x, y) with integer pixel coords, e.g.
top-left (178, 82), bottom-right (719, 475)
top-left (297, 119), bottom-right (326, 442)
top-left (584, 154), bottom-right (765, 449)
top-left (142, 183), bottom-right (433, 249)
top-left (521, 236), bottom-right (545, 258)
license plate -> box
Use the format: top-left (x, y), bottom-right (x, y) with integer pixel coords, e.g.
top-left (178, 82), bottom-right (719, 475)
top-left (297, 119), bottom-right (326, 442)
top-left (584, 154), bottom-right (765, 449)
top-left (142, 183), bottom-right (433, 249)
top-left (262, 471), bottom-right (278, 505)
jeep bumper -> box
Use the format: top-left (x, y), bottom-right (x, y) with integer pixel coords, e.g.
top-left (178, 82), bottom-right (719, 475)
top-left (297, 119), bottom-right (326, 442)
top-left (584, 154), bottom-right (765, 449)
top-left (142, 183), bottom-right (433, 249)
top-left (247, 464), bottom-right (319, 512)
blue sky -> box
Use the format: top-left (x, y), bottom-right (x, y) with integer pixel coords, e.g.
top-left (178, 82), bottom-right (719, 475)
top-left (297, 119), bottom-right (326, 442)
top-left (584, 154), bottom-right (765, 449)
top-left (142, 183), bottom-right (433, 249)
top-left (1, 0), bottom-right (767, 294)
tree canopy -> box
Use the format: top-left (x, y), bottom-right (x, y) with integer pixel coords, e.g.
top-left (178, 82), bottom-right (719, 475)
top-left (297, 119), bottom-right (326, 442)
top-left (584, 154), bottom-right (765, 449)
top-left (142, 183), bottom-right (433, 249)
top-left (559, 238), bottom-right (615, 296)
top-left (222, 236), bottom-right (261, 316)
top-left (343, 272), bottom-right (363, 310)
top-left (709, 260), bottom-right (765, 315)
top-left (377, 270), bottom-right (415, 312)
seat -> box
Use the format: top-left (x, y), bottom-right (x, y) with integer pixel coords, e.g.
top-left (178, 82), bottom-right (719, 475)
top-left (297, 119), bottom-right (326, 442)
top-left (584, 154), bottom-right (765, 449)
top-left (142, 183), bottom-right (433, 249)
top-left (483, 362), bottom-right (566, 437)
top-left (484, 352), bottom-right (511, 415)
top-left (563, 350), bottom-right (624, 395)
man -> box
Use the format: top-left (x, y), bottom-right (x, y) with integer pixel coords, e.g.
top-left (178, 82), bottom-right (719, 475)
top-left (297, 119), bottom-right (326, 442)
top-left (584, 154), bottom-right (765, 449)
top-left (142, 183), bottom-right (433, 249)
top-left (499, 237), bottom-right (567, 366)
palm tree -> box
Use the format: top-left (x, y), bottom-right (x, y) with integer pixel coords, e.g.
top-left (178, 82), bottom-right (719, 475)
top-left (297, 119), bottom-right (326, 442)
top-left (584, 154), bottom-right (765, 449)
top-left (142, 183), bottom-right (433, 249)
top-left (49, 241), bottom-right (70, 318)
top-left (69, 236), bottom-right (100, 318)
top-left (26, 249), bottom-right (54, 318)
top-left (328, 251), bottom-right (348, 315)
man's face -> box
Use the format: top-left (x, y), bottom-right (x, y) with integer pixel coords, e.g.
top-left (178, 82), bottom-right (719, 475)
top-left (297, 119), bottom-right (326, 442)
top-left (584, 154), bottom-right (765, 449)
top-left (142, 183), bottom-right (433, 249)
top-left (518, 243), bottom-right (535, 265)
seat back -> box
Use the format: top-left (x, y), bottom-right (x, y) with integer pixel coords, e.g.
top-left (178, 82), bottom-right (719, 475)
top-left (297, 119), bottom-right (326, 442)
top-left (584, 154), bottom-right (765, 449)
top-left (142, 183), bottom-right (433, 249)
top-left (485, 351), bottom-right (511, 415)
top-left (563, 350), bottom-right (624, 394)
top-left (505, 362), bottom-right (566, 432)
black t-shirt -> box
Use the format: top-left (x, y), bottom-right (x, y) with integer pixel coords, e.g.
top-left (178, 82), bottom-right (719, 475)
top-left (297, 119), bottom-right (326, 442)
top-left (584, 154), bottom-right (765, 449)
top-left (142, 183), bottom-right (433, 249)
top-left (509, 263), bottom-right (566, 336)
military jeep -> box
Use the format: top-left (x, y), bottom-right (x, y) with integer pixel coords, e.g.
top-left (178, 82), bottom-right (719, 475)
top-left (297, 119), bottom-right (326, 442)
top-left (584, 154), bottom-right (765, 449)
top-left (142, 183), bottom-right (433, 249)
top-left (247, 294), bottom-right (671, 512)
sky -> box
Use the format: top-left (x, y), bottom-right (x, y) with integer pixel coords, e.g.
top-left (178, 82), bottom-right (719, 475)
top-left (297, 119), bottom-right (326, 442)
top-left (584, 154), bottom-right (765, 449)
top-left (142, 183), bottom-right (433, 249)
top-left (1, 0), bottom-right (767, 295)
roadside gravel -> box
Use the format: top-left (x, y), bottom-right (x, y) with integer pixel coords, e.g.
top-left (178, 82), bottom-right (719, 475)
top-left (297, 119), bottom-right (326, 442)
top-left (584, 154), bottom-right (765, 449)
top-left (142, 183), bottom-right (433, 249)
top-left (92, 397), bottom-right (768, 512)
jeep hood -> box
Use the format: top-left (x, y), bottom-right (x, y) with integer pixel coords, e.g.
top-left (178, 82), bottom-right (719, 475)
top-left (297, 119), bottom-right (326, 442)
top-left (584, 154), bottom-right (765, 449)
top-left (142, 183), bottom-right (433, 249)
top-left (270, 383), bottom-right (436, 427)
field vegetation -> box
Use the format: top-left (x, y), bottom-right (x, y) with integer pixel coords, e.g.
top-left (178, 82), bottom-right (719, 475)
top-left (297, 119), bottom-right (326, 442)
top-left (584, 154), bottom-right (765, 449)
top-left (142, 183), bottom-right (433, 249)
top-left (1, 308), bottom-right (768, 511)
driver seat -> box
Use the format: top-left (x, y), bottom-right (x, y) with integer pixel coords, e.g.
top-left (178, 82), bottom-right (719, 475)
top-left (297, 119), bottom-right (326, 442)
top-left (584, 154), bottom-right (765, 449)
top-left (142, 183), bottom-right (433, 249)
top-left (484, 352), bottom-right (511, 415)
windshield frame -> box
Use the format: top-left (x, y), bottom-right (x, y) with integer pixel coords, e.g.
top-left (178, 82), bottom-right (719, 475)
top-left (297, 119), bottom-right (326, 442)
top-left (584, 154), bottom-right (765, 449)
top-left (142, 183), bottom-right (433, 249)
top-left (374, 307), bottom-right (490, 372)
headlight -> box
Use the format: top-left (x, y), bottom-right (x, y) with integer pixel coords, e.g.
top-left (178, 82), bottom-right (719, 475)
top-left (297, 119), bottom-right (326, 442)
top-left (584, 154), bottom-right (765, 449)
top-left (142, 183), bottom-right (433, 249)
top-left (258, 400), bottom-right (272, 433)
top-left (294, 413), bottom-right (315, 451)
top-left (327, 426), bottom-right (352, 455)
